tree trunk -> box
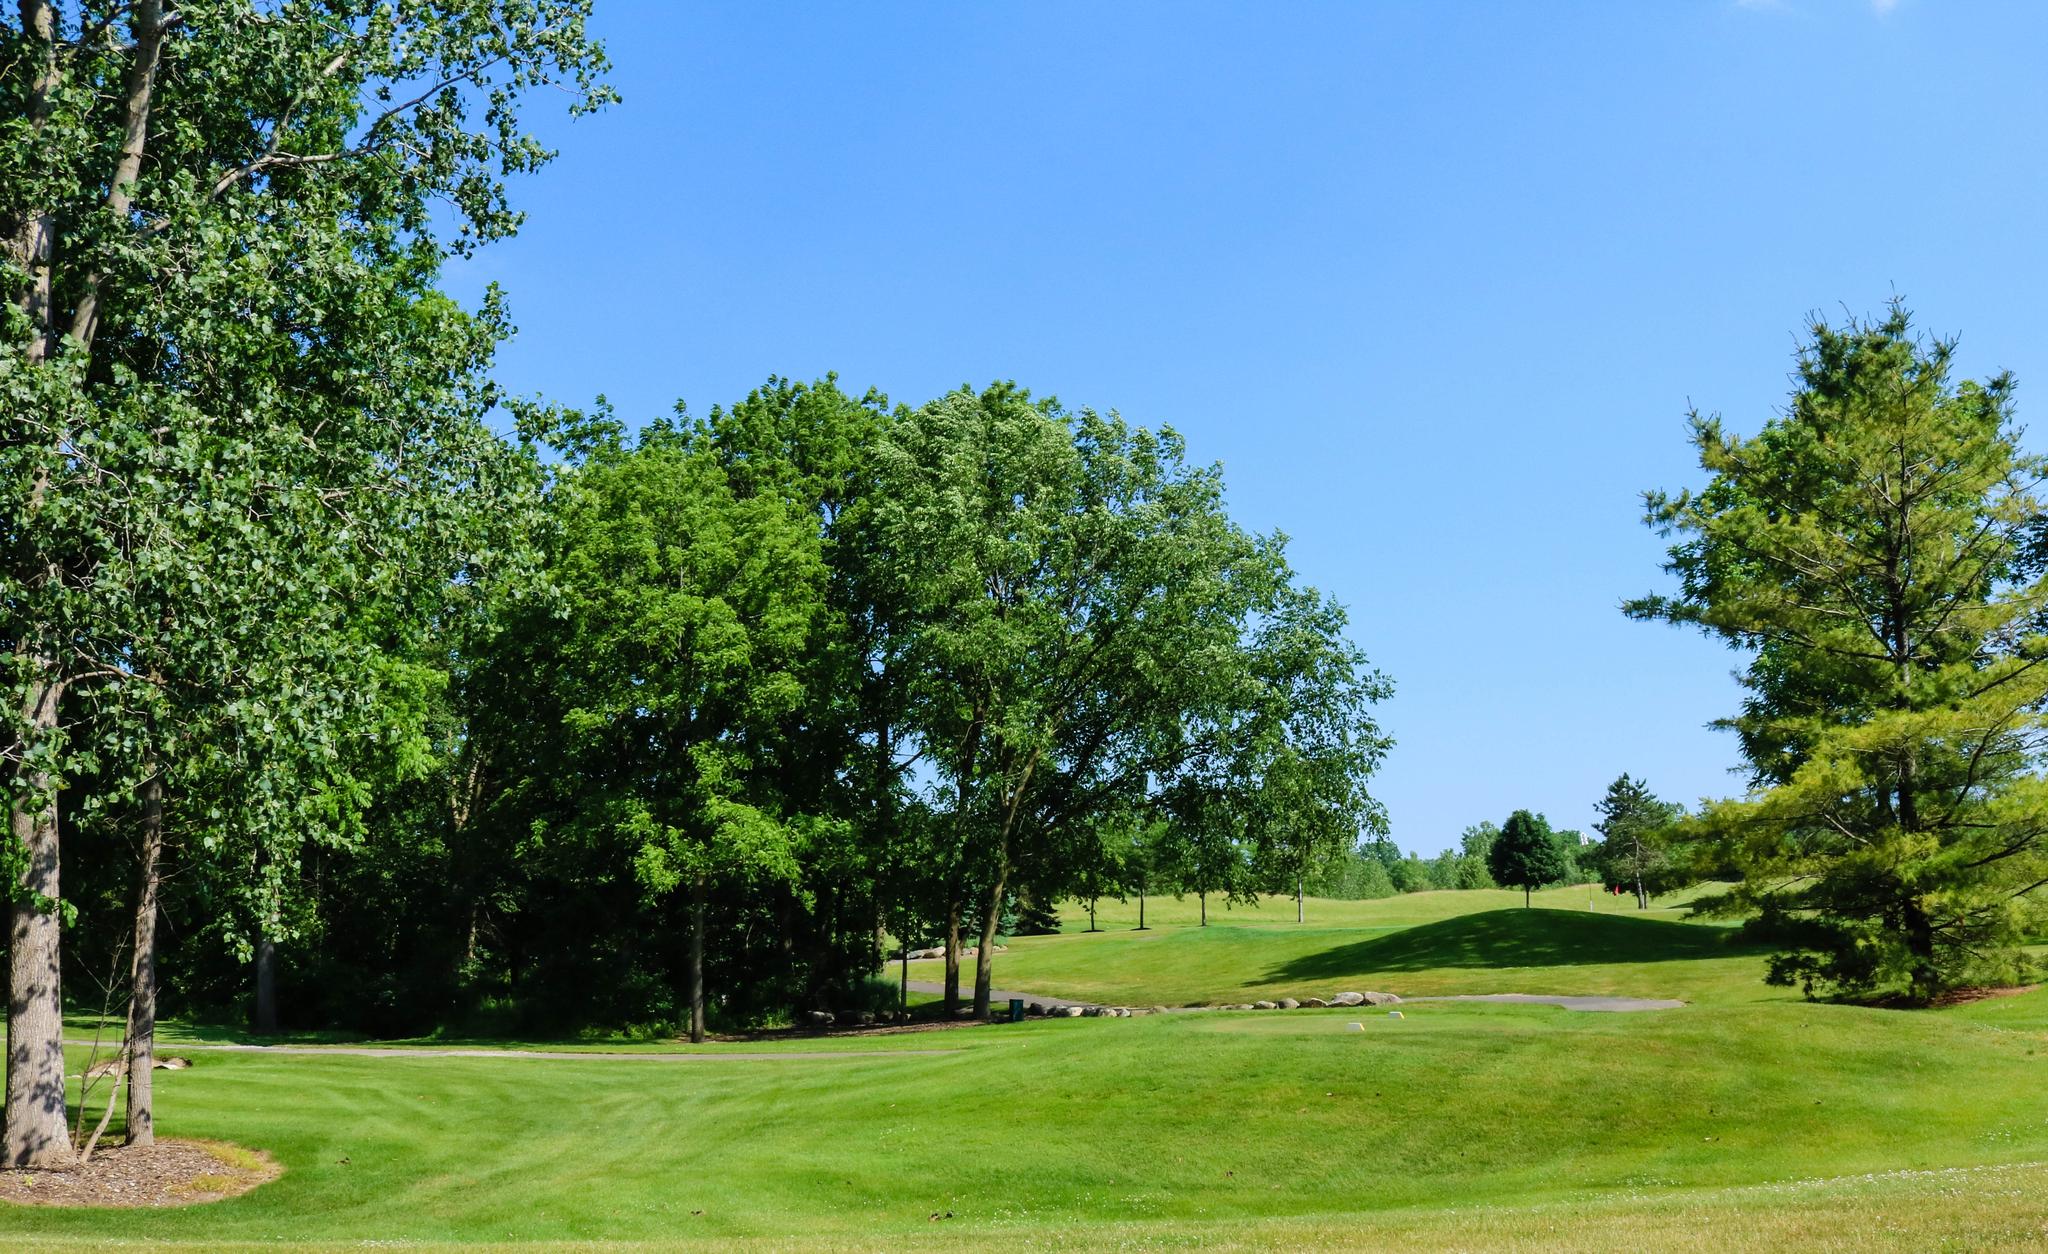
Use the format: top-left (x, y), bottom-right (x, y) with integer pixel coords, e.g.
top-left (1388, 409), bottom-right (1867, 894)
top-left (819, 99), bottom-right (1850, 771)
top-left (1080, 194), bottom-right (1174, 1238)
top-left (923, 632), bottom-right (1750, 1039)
top-left (944, 711), bottom-right (981, 1017)
top-left (254, 931), bottom-right (278, 1035)
top-left (1200, 891), bottom-right (1206, 927)
top-left (899, 946), bottom-right (907, 1013)
top-left (1136, 879), bottom-right (1147, 930)
top-left (4, 0), bottom-right (71, 1173)
top-left (125, 768), bottom-right (164, 1146)
top-left (11, 0), bottom-right (58, 365)
top-left (1901, 898), bottom-right (1938, 1002)
top-left (688, 875), bottom-right (707, 1044)
top-left (1296, 875), bottom-right (1304, 924)
top-left (1088, 897), bottom-right (1097, 932)
top-left (942, 893), bottom-right (962, 1014)
top-left (68, 0), bottom-right (168, 350)
top-left (1524, 885), bottom-right (1531, 909)
top-left (5, 671), bottom-right (68, 1168)
top-left (973, 864), bottom-right (1006, 1020)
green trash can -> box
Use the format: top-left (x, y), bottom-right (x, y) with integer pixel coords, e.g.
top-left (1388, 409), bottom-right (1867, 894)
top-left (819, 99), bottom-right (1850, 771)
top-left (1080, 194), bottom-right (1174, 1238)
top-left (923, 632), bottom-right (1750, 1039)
top-left (1009, 998), bottom-right (1025, 1022)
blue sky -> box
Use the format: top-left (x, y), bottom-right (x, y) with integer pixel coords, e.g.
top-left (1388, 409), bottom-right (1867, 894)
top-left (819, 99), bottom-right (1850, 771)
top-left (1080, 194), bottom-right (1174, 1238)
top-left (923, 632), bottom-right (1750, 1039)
top-left (445, 0), bottom-right (2048, 854)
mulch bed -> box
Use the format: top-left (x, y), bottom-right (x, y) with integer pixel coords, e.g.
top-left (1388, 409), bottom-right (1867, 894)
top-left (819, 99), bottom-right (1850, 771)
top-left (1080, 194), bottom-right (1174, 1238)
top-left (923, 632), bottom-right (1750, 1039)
top-left (0, 1137), bottom-right (279, 1208)
top-left (1862, 984), bottom-right (2043, 1010)
top-left (1930, 983), bottom-right (2042, 1008)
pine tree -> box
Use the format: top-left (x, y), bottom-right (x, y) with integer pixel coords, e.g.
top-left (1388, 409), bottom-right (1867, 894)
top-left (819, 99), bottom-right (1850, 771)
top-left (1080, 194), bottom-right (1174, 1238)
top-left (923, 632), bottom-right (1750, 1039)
top-left (1631, 305), bottom-right (2048, 1000)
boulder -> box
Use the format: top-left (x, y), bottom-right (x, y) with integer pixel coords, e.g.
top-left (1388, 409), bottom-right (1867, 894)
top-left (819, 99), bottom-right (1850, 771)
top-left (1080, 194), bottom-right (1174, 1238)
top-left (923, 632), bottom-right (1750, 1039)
top-left (1278, 998), bottom-right (1300, 1010)
top-left (805, 1010), bottom-right (836, 1028)
top-left (854, 1010), bottom-right (876, 1026)
top-left (1252, 1001), bottom-right (1278, 1010)
top-left (1303, 997), bottom-right (1329, 1008)
top-left (1059, 1006), bottom-right (1085, 1018)
top-left (1330, 991), bottom-right (1366, 1007)
top-left (1361, 991), bottom-right (1403, 1006)
top-left (154, 1056), bottom-right (192, 1070)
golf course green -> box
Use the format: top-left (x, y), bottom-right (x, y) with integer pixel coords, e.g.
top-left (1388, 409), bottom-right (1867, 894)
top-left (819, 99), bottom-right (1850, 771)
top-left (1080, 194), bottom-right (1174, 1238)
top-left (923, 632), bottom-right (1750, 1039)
top-left (10, 889), bottom-right (2046, 1250)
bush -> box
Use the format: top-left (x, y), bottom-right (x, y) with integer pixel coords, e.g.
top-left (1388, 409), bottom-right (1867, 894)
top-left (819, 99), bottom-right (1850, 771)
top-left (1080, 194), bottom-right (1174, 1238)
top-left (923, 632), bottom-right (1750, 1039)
top-left (841, 975), bottom-right (905, 1017)
top-left (1307, 847), bottom-right (1399, 900)
top-left (1391, 855), bottom-right (1434, 893)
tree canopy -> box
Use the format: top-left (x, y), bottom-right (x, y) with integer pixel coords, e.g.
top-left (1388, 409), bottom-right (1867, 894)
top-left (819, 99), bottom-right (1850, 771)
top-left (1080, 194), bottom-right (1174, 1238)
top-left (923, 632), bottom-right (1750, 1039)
top-left (1631, 305), bottom-right (2048, 1000)
top-left (1587, 774), bottom-right (1682, 909)
top-left (3, 0), bottom-right (609, 1164)
top-left (1487, 810), bottom-right (1569, 907)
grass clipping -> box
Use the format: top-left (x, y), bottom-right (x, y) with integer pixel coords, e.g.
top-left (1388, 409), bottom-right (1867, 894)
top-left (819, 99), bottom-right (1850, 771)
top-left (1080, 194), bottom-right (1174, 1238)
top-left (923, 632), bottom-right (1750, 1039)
top-left (0, 1138), bottom-right (279, 1208)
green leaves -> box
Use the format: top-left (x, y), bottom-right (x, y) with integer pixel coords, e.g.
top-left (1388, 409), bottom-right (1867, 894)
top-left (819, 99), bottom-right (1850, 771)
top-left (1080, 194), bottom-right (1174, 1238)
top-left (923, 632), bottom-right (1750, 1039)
top-left (539, 431), bottom-right (827, 912)
top-left (1635, 304), bottom-right (2048, 998)
top-left (866, 382), bottom-right (1391, 922)
top-left (1487, 810), bottom-right (1568, 899)
top-left (2, 2), bottom-right (603, 987)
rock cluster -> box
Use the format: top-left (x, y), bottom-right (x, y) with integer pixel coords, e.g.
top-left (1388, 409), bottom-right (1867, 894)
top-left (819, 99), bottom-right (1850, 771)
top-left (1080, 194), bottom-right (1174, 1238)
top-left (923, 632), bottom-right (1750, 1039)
top-left (898, 944), bottom-right (1008, 961)
top-left (803, 1008), bottom-right (917, 1028)
top-left (1210, 990), bottom-right (1401, 1012)
top-left (81, 1056), bottom-right (192, 1081)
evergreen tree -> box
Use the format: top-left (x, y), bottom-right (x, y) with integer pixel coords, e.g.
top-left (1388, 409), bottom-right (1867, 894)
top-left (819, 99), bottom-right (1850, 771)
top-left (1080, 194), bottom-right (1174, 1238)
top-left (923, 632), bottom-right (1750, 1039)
top-left (1590, 774), bottom-right (1682, 909)
top-left (1631, 306), bottom-right (2048, 999)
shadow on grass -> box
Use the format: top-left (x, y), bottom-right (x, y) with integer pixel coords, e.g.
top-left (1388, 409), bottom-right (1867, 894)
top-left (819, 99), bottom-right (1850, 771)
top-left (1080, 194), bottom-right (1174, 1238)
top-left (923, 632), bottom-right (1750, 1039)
top-left (62, 1012), bottom-right (371, 1048)
top-left (1266, 908), bottom-right (1761, 982)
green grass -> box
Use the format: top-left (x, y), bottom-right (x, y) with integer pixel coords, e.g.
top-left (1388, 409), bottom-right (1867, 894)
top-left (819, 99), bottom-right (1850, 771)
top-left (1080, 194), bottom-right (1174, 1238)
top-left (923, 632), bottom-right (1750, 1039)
top-left (60, 1015), bottom-right (964, 1056)
top-left (932, 892), bottom-right (1780, 1007)
top-left (13, 997), bottom-right (2048, 1248)
top-left (1062, 881), bottom-right (1721, 932)
top-left (11, 886), bottom-right (2047, 1249)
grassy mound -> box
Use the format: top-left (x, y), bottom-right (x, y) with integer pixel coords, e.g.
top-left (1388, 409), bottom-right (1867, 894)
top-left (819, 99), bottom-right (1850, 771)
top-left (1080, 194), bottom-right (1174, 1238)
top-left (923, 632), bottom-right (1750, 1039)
top-left (913, 898), bottom-right (1775, 1007)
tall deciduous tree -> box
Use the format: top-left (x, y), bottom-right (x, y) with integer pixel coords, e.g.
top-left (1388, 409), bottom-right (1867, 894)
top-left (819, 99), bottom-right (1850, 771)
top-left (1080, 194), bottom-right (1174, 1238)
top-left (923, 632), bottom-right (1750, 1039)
top-left (1237, 589), bottom-right (1393, 923)
top-left (1488, 810), bottom-right (1566, 907)
top-left (543, 428), bottom-right (825, 1043)
top-left (1630, 307), bottom-right (2048, 1000)
top-left (1156, 787), bottom-right (1250, 926)
top-left (867, 384), bottom-right (1389, 1017)
top-left (1, 1), bottom-right (608, 1164)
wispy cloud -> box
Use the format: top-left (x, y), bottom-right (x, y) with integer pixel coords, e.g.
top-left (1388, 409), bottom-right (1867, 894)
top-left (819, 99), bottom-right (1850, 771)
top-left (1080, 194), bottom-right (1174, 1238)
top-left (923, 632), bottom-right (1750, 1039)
top-left (1733, 0), bottom-right (1905, 14)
